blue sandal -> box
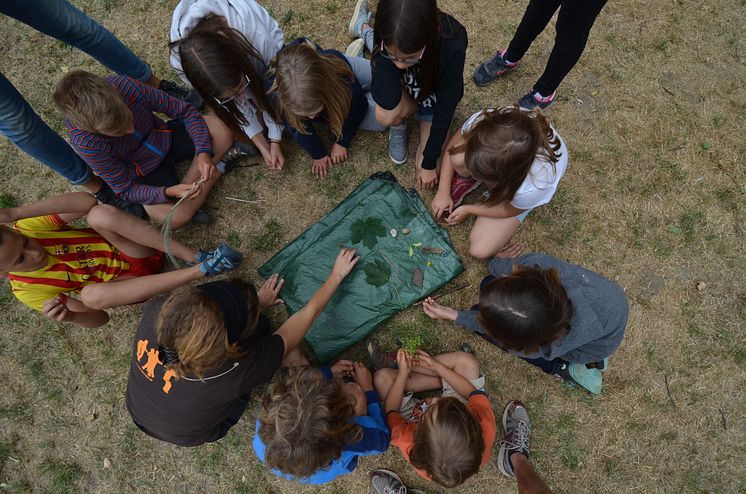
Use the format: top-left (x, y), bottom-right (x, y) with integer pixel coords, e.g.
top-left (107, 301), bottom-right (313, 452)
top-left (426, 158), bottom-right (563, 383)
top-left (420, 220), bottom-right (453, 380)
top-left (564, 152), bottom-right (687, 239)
top-left (199, 243), bottom-right (243, 275)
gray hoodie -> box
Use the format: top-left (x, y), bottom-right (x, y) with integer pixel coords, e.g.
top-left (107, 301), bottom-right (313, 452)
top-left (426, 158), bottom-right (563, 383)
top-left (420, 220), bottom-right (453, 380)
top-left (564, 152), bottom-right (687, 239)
top-left (455, 253), bottom-right (628, 363)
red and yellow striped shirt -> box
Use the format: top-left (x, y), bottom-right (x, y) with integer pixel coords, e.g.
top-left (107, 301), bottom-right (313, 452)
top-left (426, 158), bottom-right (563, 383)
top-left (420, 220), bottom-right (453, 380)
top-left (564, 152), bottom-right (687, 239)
top-left (7, 215), bottom-right (136, 311)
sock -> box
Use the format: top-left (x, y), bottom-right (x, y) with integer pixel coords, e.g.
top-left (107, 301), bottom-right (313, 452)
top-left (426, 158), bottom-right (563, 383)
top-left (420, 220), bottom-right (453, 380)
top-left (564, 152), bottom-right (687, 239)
top-left (390, 122), bottom-right (406, 130)
top-left (215, 160), bottom-right (227, 173)
top-left (500, 49), bottom-right (518, 66)
top-left (532, 90), bottom-right (556, 103)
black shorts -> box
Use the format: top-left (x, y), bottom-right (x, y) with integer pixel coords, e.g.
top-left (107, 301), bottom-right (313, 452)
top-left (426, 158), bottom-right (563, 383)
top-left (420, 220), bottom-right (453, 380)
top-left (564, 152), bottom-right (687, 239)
top-left (140, 121), bottom-right (196, 187)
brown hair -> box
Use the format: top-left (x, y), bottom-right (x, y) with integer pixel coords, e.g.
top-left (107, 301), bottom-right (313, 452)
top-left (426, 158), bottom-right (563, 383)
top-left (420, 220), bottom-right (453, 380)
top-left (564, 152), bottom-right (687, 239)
top-left (155, 280), bottom-right (259, 379)
top-left (53, 70), bottom-right (132, 134)
top-left (450, 106), bottom-right (562, 207)
top-left (267, 40), bottom-right (353, 140)
top-left (258, 366), bottom-right (363, 478)
top-left (478, 265), bottom-right (573, 353)
top-left (409, 397), bottom-right (484, 487)
top-left (171, 15), bottom-right (273, 142)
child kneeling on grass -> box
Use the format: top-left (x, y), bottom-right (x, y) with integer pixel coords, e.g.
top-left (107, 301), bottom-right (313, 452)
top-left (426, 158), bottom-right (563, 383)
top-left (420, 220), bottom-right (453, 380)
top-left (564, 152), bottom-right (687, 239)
top-left (423, 247), bottom-right (629, 394)
top-left (374, 349), bottom-right (496, 488)
top-left (253, 361), bottom-right (389, 484)
top-left (0, 192), bottom-right (241, 328)
top-left (54, 70), bottom-right (254, 227)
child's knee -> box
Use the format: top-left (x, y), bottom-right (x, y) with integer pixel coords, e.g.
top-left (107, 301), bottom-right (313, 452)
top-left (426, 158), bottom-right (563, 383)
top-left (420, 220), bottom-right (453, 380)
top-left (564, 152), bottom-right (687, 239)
top-left (86, 204), bottom-right (118, 231)
top-left (375, 105), bottom-right (401, 127)
top-left (468, 240), bottom-right (494, 260)
top-left (373, 368), bottom-right (396, 394)
top-left (453, 352), bottom-right (480, 379)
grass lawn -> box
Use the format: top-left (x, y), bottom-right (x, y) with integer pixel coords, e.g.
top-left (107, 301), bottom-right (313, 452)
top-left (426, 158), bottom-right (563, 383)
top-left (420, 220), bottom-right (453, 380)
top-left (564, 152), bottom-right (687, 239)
top-left (0, 0), bottom-right (744, 492)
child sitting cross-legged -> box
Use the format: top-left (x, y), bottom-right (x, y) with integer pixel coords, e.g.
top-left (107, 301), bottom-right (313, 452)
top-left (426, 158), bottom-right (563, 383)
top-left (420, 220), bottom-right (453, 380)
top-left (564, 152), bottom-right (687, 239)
top-left (0, 192), bottom-right (241, 328)
top-left (253, 361), bottom-right (389, 484)
top-left (54, 70), bottom-right (254, 227)
top-left (373, 349), bottom-right (497, 488)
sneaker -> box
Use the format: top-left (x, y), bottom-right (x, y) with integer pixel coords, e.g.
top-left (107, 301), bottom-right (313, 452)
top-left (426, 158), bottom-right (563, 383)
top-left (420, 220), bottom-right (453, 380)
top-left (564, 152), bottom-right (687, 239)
top-left (159, 79), bottom-right (203, 110)
top-left (388, 122), bottom-right (408, 165)
top-left (568, 363), bottom-right (603, 394)
top-left (345, 38), bottom-right (365, 57)
top-left (473, 49), bottom-right (518, 87)
top-left (497, 400), bottom-right (532, 479)
top-left (451, 175), bottom-right (481, 208)
top-left (366, 338), bottom-right (398, 369)
top-left (219, 141), bottom-right (259, 174)
top-left (517, 90), bottom-right (556, 111)
top-left (94, 184), bottom-right (146, 219)
top-left (190, 208), bottom-right (211, 225)
top-left (348, 0), bottom-right (371, 38)
top-left (199, 242), bottom-right (243, 276)
top-left (370, 469), bottom-right (425, 494)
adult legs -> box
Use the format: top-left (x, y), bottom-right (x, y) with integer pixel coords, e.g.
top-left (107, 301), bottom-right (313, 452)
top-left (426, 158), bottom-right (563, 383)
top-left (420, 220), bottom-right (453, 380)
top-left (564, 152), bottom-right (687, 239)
top-left (532, 0), bottom-right (609, 96)
top-left (0, 73), bottom-right (93, 186)
top-left (504, 0), bottom-right (563, 63)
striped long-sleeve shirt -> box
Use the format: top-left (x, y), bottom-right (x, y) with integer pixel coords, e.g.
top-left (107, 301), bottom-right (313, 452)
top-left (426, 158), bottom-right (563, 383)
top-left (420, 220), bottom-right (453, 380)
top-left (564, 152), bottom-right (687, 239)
top-left (66, 76), bottom-right (212, 205)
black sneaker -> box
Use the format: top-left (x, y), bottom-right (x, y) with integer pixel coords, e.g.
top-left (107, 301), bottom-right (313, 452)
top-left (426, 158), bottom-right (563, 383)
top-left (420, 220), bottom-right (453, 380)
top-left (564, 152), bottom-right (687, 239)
top-left (517, 90), bottom-right (556, 111)
top-left (158, 79), bottom-right (203, 110)
top-left (473, 49), bottom-right (519, 87)
top-left (220, 141), bottom-right (259, 174)
top-left (191, 208), bottom-right (211, 225)
top-left (94, 184), bottom-right (146, 219)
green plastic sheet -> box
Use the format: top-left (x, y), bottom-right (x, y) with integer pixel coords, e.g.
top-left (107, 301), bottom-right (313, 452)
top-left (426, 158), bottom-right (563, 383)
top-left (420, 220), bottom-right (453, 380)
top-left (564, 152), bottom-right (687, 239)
top-left (258, 172), bottom-right (464, 362)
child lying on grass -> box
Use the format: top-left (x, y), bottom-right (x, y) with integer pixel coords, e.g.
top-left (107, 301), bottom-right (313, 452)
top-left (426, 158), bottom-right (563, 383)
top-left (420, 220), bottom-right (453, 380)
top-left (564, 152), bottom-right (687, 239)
top-left (0, 192), bottom-right (241, 328)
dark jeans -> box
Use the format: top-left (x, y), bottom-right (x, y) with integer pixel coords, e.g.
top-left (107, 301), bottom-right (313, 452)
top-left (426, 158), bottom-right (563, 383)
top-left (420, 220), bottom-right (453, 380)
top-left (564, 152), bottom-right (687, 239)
top-left (505, 0), bottom-right (608, 95)
top-left (0, 0), bottom-right (152, 184)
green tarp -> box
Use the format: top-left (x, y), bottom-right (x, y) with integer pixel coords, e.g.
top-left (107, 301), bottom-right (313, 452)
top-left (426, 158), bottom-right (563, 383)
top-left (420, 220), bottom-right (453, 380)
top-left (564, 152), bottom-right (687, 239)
top-left (258, 172), bottom-right (464, 362)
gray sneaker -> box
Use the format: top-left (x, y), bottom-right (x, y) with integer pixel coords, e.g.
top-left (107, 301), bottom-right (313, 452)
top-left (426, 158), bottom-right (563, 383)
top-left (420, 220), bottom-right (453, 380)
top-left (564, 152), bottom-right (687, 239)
top-left (388, 122), bottom-right (408, 165)
top-left (497, 400), bottom-right (532, 479)
top-left (370, 469), bottom-right (424, 494)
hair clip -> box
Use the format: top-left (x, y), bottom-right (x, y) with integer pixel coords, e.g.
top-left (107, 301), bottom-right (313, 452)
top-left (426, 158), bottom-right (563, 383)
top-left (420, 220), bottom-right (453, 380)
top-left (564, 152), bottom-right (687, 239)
top-left (158, 345), bottom-right (180, 365)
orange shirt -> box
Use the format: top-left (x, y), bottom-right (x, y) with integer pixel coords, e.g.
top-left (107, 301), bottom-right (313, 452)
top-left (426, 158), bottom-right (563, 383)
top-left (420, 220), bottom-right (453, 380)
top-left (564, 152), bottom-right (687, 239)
top-left (8, 215), bottom-right (135, 310)
top-left (386, 392), bottom-right (497, 482)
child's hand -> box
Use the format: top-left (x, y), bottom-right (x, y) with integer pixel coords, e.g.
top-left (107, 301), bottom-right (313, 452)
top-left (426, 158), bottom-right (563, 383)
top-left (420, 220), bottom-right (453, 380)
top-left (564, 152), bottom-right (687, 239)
top-left (195, 152), bottom-right (219, 181)
top-left (166, 182), bottom-right (202, 200)
top-left (331, 359), bottom-right (354, 378)
top-left (396, 348), bottom-right (415, 377)
top-left (270, 142), bottom-right (285, 170)
top-left (42, 297), bottom-right (70, 322)
top-left (422, 297), bottom-right (458, 321)
top-left (431, 191), bottom-right (454, 219)
top-left (352, 361), bottom-right (374, 391)
top-left (416, 167), bottom-right (438, 189)
top-left (258, 273), bottom-right (284, 309)
top-left (445, 205), bottom-right (471, 225)
top-left (330, 144), bottom-right (348, 165)
top-left (415, 350), bottom-right (444, 374)
top-left (495, 243), bottom-right (526, 259)
top-left (331, 248), bottom-right (360, 279)
top-left (312, 156), bottom-right (332, 179)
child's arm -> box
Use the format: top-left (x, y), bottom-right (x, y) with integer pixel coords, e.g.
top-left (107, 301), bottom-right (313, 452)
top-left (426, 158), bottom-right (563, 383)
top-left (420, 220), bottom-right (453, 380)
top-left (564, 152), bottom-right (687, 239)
top-left (446, 202), bottom-right (526, 225)
top-left (0, 192), bottom-right (97, 224)
top-left (335, 77), bottom-right (367, 155)
top-left (416, 350), bottom-right (476, 400)
top-left (431, 131), bottom-right (465, 218)
top-left (42, 296), bottom-right (110, 328)
top-left (384, 350), bottom-right (414, 413)
top-left (287, 122), bottom-right (332, 179)
top-left (351, 362), bottom-right (390, 454)
top-left (274, 249), bottom-right (359, 357)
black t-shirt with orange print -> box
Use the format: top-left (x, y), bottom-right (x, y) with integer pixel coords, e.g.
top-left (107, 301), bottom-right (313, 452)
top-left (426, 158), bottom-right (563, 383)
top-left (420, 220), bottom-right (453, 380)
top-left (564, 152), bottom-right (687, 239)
top-left (125, 296), bottom-right (285, 446)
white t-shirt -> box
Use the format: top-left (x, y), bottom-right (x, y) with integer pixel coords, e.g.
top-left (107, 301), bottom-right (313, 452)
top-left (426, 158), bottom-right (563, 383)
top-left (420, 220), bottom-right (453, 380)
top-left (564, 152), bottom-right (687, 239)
top-left (461, 108), bottom-right (568, 210)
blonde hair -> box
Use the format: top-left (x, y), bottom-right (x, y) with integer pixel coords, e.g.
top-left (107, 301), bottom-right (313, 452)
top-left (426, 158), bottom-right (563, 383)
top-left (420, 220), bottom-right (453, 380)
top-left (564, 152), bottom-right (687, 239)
top-left (267, 40), bottom-right (353, 140)
top-left (53, 70), bottom-right (131, 134)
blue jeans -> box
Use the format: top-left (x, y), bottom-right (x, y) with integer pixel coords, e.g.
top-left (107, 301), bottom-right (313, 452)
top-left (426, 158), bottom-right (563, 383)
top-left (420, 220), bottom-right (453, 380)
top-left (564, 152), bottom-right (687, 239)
top-left (343, 54), bottom-right (386, 133)
top-left (0, 0), bottom-right (153, 184)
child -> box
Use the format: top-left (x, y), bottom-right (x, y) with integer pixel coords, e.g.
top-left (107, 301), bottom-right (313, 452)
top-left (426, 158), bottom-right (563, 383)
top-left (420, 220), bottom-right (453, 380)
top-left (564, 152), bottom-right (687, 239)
top-left (422, 249), bottom-right (629, 394)
top-left (54, 70), bottom-right (251, 228)
top-left (472, 0), bottom-right (609, 110)
top-left (431, 106), bottom-right (569, 259)
top-left (127, 248), bottom-right (360, 446)
top-left (349, 0), bottom-right (467, 188)
top-left (374, 349), bottom-right (496, 487)
top-left (170, 0), bottom-right (286, 170)
top-left (0, 192), bottom-right (242, 328)
top-left (253, 361), bottom-right (389, 483)
top-left (266, 38), bottom-right (384, 179)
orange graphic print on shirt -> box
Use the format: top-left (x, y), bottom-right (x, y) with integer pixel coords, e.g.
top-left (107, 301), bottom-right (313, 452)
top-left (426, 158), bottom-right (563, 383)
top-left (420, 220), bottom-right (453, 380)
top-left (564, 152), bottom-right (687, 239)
top-left (136, 338), bottom-right (176, 394)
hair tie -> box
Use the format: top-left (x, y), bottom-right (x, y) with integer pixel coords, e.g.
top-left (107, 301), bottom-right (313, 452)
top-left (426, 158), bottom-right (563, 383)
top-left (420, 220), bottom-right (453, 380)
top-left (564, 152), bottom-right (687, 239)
top-left (158, 345), bottom-right (180, 365)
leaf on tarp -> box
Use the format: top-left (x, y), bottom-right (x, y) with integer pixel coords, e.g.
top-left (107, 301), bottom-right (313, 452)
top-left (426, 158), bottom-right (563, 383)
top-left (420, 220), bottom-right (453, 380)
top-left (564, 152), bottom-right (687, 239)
top-left (363, 259), bottom-right (391, 287)
top-left (421, 246), bottom-right (444, 255)
top-left (350, 217), bottom-right (387, 249)
top-left (412, 268), bottom-right (424, 288)
top-left (408, 242), bottom-right (422, 256)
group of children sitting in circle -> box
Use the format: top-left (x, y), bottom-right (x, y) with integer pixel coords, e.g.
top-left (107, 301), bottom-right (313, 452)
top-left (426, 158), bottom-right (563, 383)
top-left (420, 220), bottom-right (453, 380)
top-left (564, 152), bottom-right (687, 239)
top-left (0, 0), bottom-right (624, 490)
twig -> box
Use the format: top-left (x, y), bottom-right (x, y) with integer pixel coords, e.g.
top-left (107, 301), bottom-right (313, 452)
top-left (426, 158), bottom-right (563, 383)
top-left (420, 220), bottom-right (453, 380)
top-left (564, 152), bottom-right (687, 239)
top-left (414, 283), bottom-right (472, 306)
top-left (224, 196), bottom-right (264, 204)
top-left (719, 408), bottom-right (727, 430)
top-left (663, 374), bottom-right (677, 408)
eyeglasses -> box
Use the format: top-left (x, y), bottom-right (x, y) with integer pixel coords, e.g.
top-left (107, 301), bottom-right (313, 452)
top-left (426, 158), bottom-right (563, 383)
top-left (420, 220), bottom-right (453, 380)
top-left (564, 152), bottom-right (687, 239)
top-left (214, 75), bottom-right (251, 106)
top-left (379, 41), bottom-right (426, 66)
